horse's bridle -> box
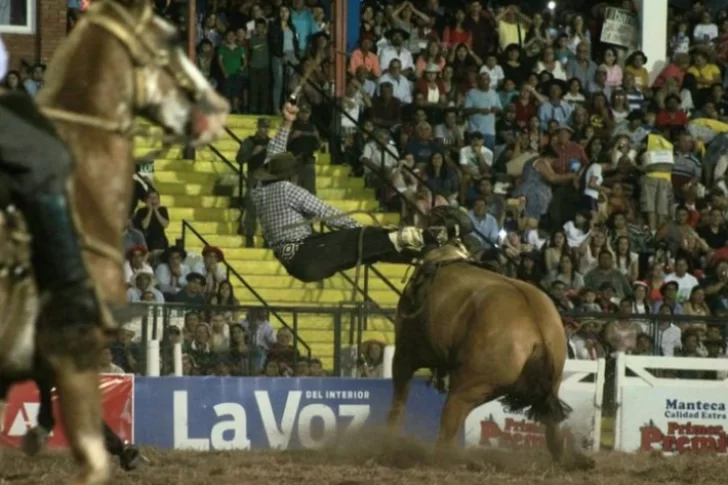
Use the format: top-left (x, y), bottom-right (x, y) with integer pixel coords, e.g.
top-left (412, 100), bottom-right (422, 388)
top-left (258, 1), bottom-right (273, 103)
top-left (41, 0), bottom-right (203, 138)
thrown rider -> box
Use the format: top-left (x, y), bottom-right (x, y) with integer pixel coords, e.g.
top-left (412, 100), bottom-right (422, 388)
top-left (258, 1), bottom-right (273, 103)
top-left (251, 102), bottom-right (457, 283)
top-left (0, 34), bottom-right (105, 324)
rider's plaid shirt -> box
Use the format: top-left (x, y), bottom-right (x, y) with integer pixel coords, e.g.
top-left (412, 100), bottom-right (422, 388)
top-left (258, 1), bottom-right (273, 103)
top-left (252, 123), bottom-right (359, 263)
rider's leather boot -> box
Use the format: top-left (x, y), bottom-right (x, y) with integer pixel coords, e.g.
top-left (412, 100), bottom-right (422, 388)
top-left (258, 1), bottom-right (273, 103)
top-left (24, 193), bottom-right (102, 325)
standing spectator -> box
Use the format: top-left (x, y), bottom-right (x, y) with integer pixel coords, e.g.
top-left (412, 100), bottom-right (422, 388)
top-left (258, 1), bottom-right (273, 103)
top-left (269, 5), bottom-right (300, 112)
top-left (218, 29), bottom-right (247, 113)
top-left (133, 190), bottom-right (170, 259)
top-left (248, 19), bottom-right (272, 115)
top-left (237, 118), bottom-right (271, 247)
top-left (290, 0), bottom-right (314, 53)
top-left (538, 79), bottom-right (573, 130)
top-left (288, 103), bottom-right (321, 194)
top-left (442, 8), bottom-right (472, 51)
top-left (463, 72), bottom-right (502, 150)
top-left (23, 63), bottom-right (44, 97)
top-left (171, 273), bottom-right (208, 306)
top-left (196, 40), bottom-right (216, 88)
top-left (463, 1), bottom-right (496, 59)
top-left (349, 33), bottom-right (381, 78)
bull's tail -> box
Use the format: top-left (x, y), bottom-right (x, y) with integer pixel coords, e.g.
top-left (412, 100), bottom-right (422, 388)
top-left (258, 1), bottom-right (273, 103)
top-left (500, 345), bottom-right (571, 425)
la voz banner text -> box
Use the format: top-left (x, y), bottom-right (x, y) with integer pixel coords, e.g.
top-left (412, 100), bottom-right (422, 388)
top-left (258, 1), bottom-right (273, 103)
top-left (133, 377), bottom-right (446, 450)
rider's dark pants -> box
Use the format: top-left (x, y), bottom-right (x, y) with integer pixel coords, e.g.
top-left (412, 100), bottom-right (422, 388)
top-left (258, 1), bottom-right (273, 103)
top-left (283, 227), bottom-right (413, 283)
top-left (0, 95), bottom-right (70, 199)
top-left (36, 377), bottom-right (125, 456)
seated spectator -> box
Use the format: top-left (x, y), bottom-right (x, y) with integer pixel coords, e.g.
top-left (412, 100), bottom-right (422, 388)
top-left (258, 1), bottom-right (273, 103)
top-left (653, 281), bottom-right (684, 314)
top-left (584, 250), bottom-right (633, 300)
top-left (123, 244), bottom-right (152, 286)
top-left (155, 246), bottom-right (190, 299)
top-left (23, 63), bottom-right (44, 96)
top-left (99, 348), bottom-right (126, 374)
top-left (127, 270), bottom-right (165, 303)
top-left (543, 254), bottom-right (585, 296)
top-left (193, 245), bottom-right (227, 295)
top-left (358, 340), bottom-right (385, 377)
top-left (538, 79), bottom-right (572, 130)
top-left (132, 190), bottom-right (170, 259)
top-left (458, 132), bottom-right (493, 196)
top-left (416, 39), bottom-right (447, 78)
top-left (186, 323), bottom-right (215, 375)
top-left (265, 328), bottom-right (301, 370)
top-left (370, 82), bottom-right (403, 129)
top-left (349, 33), bottom-right (381, 78)
top-left (378, 59), bottom-right (413, 104)
top-left (361, 127), bottom-right (399, 191)
top-left (603, 300), bottom-right (642, 353)
top-left (467, 197), bottom-right (499, 249)
top-left (624, 51), bottom-right (649, 91)
top-left (110, 325), bottom-right (140, 374)
top-left (228, 323), bottom-right (252, 375)
top-left (170, 272), bottom-right (208, 305)
top-left (241, 308), bottom-right (277, 370)
top-left (209, 313), bottom-right (230, 353)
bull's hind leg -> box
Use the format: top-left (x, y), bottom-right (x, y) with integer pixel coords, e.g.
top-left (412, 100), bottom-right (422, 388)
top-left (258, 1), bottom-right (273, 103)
top-left (386, 346), bottom-right (416, 433)
top-left (436, 373), bottom-right (495, 448)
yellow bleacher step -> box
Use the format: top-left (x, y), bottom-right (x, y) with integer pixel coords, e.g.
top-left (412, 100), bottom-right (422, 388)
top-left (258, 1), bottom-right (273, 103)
top-left (229, 275), bottom-right (405, 292)
top-left (167, 221), bottom-right (239, 235)
top-left (234, 288), bottom-right (400, 306)
top-left (134, 147), bottom-right (237, 161)
top-left (157, 181), bottom-right (372, 200)
top-left (167, 207), bottom-right (239, 221)
top-left (154, 171), bottom-right (365, 190)
top-left (154, 159), bottom-right (346, 176)
top-left (136, 115), bottom-right (281, 131)
top-left (163, 195), bottom-right (232, 209)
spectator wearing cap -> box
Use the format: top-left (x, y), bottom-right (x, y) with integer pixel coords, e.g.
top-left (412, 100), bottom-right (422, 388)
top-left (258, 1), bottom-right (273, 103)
top-left (463, 71), bottom-right (502, 150)
top-left (237, 117), bottom-right (271, 247)
top-left (193, 246), bottom-right (227, 295)
top-left (416, 63), bottom-right (446, 105)
top-left (155, 246), bottom-right (190, 298)
top-left (377, 59), bottom-right (413, 104)
top-left (248, 18), bottom-right (271, 115)
top-left (537, 79), bottom-right (572, 131)
top-left (349, 33), bottom-right (381, 78)
top-left (122, 218), bottom-right (146, 254)
top-left (584, 250), bottom-right (633, 300)
top-left (288, 103), bottom-right (321, 194)
top-left (124, 245), bottom-right (153, 287)
top-left (171, 272), bottom-right (208, 305)
top-left (127, 269), bottom-right (165, 303)
top-left (614, 110), bottom-right (649, 149)
top-left (379, 27), bottom-right (415, 77)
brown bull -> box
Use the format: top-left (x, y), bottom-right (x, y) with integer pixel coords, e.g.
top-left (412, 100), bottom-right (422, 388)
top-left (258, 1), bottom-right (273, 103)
top-left (387, 245), bottom-right (594, 469)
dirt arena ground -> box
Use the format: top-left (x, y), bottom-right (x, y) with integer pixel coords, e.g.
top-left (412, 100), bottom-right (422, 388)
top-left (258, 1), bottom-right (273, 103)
top-left (1, 433), bottom-right (723, 485)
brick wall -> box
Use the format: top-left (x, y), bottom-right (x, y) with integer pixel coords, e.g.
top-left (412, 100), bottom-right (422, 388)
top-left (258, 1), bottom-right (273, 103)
top-left (3, 0), bottom-right (66, 69)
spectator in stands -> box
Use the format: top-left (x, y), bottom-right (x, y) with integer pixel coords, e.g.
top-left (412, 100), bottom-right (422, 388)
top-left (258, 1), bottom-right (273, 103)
top-left (170, 272), bottom-right (207, 305)
top-left (269, 5), bottom-right (300, 112)
top-left (110, 325), bottom-right (140, 374)
top-left (132, 190), bottom-right (170, 260)
top-left (288, 103), bottom-right (321, 194)
top-left (228, 323), bottom-right (252, 375)
top-left (358, 340), bottom-right (385, 377)
top-left (467, 197), bottom-right (499, 249)
top-left (127, 270), bottom-right (165, 303)
top-left (248, 19), bottom-right (271, 115)
top-left (122, 218), bottom-right (146, 254)
top-left (237, 117), bottom-right (271, 247)
top-left (2, 70), bottom-right (26, 92)
top-left (99, 348), bottom-right (126, 374)
top-left (123, 245), bottom-right (153, 287)
top-left (155, 246), bottom-right (190, 299)
top-left (265, 327), bottom-right (300, 370)
top-left (23, 63), bottom-right (44, 96)
top-left (242, 308), bottom-right (277, 369)
top-left (193, 246), bottom-right (227, 296)
top-left (186, 323), bottom-right (216, 375)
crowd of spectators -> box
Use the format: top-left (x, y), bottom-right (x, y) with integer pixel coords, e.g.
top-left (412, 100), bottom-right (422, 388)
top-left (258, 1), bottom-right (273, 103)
top-left (229, 0), bottom-right (728, 367)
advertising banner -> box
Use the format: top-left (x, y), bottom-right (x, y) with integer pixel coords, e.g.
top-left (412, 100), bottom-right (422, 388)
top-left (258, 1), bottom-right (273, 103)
top-left (133, 377), bottom-right (445, 450)
top-left (0, 374), bottom-right (134, 448)
top-left (620, 387), bottom-right (728, 454)
top-left (600, 7), bottom-right (638, 49)
top-left (463, 360), bottom-right (604, 452)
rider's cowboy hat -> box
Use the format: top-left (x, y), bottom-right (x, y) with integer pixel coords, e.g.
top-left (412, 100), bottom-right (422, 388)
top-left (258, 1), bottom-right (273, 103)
top-left (202, 245), bottom-right (225, 262)
top-left (253, 152), bottom-right (302, 182)
top-left (384, 27), bottom-right (410, 40)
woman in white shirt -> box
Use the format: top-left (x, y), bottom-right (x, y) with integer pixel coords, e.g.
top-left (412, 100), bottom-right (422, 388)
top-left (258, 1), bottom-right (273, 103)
top-left (533, 46), bottom-right (566, 81)
top-left (155, 246), bottom-right (190, 297)
top-left (123, 245), bottom-right (153, 287)
top-left (693, 11), bottom-right (719, 45)
top-left (581, 157), bottom-right (610, 223)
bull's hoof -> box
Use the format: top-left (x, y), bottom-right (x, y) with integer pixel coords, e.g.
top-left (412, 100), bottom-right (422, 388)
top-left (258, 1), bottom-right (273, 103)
top-left (22, 426), bottom-right (50, 457)
top-left (119, 444), bottom-right (148, 471)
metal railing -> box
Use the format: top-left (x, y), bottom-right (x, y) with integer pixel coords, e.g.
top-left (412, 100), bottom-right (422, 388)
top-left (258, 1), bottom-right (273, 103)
top-left (178, 219), bottom-right (312, 358)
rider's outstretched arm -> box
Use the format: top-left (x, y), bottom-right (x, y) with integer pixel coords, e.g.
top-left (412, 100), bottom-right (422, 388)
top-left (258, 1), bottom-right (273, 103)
top-left (265, 103), bottom-right (297, 159)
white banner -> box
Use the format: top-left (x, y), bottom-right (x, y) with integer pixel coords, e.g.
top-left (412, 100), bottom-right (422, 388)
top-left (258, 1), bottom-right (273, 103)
top-left (600, 7), bottom-right (638, 49)
top-left (615, 354), bottom-right (728, 454)
top-left (463, 359), bottom-right (604, 452)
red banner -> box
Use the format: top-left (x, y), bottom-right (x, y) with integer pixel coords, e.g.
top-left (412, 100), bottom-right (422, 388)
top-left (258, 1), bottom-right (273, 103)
top-left (0, 374), bottom-right (133, 448)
